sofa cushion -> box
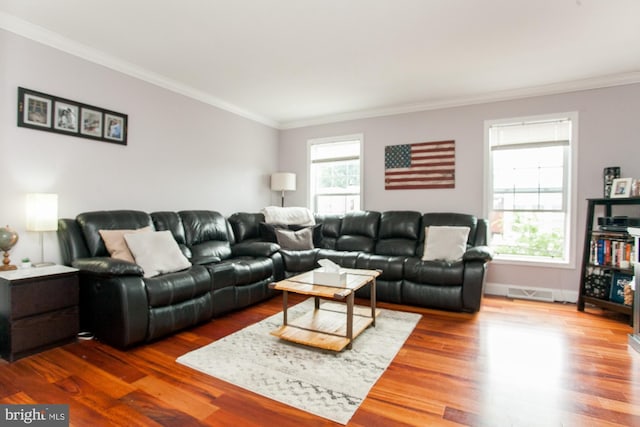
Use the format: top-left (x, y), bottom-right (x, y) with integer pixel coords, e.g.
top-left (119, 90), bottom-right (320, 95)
top-left (336, 211), bottom-right (380, 253)
top-left (375, 210), bottom-right (421, 256)
top-left (404, 257), bottom-right (465, 286)
top-left (151, 211), bottom-right (191, 258)
top-left (215, 257), bottom-right (274, 286)
top-left (275, 227), bottom-right (314, 250)
top-left (144, 265), bottom-right (211, 307)
top-left (77, 210), bottom-right (153, 257)
top-left (99, 226), bottom-right (152, 263)
top-left (355, 254), bottom-right (404, 280)
top-left (422, 226), bottom-right (470, 261)
top-left (418, 213), bottom-right (478, 258)
top-left (125, 230), bottom-right (192, 278)
top-left (228, 212), bottom-right (265, 243)
top-left (314, 214), bottom-right (342, 249)
top-left (280, 249), bottom-right (319, 274)
top-left (179, 210), bottom-right (232, 260)
top-left (316, 249), bottom-right (359, 269)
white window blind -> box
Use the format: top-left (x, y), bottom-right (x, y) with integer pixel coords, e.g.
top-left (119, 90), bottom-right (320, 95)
top-left (490, 119), bottom-right (571, 212)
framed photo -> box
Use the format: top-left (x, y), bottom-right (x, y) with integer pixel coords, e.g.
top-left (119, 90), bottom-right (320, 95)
top-left (53, 101), bottom-right (79, 133)
top-left (104, 113), bottom-right (126, 143)
top-left (17, 87), bottom-right (127, 145)
top-left (80, 108), bottom-right (103, 138)
top-left (610, 178), bottom-right (632, 198)
top-left (18, 88), bottom-right (52, 128)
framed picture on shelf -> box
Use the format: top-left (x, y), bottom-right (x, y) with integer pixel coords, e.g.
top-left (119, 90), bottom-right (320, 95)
top-left (603, 166), bottom-right (620, 198)
top-left (610, 178), bottom-right (632, 198)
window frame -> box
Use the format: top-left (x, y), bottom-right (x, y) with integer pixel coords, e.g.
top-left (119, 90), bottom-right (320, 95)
top-left (483, 112), bottom-right (578, 268)
top-left (307, 134), bottom-right (364, 214)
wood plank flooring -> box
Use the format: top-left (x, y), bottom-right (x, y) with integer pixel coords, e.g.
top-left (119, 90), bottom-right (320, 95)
top-left (1, 295), bottom-right (638, 426)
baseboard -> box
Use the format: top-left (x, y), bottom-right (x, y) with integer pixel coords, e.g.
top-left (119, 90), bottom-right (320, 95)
top-left (485, 282), bottom-right (578, 304)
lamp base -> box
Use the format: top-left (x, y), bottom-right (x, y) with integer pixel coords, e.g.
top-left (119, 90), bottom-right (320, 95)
top-left (33, 261), bottom-right (55, 268)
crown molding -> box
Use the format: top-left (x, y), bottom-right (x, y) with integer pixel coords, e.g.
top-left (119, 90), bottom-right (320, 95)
top-left (3, 12), bottom-right (639, 131)
top-left (279, 71), bottom-right (640, 129)
top-left (0, 12), bottom-right (280, 129)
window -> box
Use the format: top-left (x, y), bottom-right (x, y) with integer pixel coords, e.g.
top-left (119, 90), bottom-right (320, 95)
top-left (485, 113), bottom-right (577, 265)
top-left (308, 135), bottom-right (362, 214)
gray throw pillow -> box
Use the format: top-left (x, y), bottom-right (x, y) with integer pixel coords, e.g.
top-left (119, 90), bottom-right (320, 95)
top-left (275, 227), bottom-right (314, 250)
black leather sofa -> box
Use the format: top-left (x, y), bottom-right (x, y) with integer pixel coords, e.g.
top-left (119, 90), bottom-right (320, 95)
top-left (58, 209), bottom-right (492, 349)
top-left (58, 210), bottom-right (281, 348)
top-left (232, 210), bottom-right (493, 312)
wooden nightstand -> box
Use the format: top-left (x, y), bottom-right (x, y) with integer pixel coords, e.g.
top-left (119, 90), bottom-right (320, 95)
top-left (0, 265), bottom-right (79, 361)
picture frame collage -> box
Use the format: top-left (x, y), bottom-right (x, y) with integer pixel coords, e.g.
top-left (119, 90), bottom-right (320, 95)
top-left (17, 87), bottom-right (127, 145)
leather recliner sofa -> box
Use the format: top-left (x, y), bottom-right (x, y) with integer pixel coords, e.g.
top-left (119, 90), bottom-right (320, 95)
top-left (58, 208), bottom-right (492, 349)
top-left (232, 210), bottom-right (493, 312)
top-left (58, 210), bottom-right (282, 348)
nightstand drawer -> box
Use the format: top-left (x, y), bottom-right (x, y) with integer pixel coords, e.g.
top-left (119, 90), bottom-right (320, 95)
top-left (9, 306), bottom-right (79, 356)
top-left (11, 274), bottom-right (79, 319)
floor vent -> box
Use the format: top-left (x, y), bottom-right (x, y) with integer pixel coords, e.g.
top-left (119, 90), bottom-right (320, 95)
top-left (506, 287), bottom-right (554, 302)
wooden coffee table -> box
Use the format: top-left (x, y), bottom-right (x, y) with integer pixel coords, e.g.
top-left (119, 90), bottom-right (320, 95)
top-left (269, 268), bottom-right (380, 351)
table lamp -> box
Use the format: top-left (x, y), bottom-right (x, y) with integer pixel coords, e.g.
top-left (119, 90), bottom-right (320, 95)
top-left (26, 193), bottom-right (58, 267)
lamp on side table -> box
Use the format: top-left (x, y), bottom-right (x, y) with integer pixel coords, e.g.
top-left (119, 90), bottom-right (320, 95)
top-left (25, 193), bottom-right (58, 267)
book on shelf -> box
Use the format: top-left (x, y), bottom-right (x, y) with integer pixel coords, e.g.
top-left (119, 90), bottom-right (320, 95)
top-left (610, 272), bottom-right (634, 305)
top-left (589, 236), bottom-right (633, 268)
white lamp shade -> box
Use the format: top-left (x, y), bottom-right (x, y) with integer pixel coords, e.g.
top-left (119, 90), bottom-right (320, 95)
top-left (271, 173), bottom-right (296, 192)
top-left (26, 193), bottom-right (59, 231)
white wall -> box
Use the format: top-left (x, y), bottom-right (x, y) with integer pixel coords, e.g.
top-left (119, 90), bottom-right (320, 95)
top-left (0, 29), bottom-right (279, 264)
top-left (279, 84), bottom-right (640, 298)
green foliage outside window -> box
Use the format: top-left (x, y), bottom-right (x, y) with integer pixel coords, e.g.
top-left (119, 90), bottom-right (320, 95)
top-left (493, 212), bottom-right (564, 259)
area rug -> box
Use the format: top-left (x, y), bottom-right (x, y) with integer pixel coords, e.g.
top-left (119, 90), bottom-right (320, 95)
top-left (177, 298), bottom-right (421, 424)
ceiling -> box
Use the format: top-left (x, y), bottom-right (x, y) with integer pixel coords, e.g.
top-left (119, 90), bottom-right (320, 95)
top-left (1, 0), bottom-right (639, 129)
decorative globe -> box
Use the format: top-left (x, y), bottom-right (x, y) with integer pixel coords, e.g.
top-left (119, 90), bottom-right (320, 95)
top-left (0, 225), bottom-right (19, 252)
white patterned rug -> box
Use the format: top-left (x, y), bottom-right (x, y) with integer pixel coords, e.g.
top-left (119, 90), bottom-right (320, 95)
top-left (177, 298), bottom-right (421, 424)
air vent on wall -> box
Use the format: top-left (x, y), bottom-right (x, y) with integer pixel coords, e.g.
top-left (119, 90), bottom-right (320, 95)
top-left (506, 287), bottom-right (554, 302)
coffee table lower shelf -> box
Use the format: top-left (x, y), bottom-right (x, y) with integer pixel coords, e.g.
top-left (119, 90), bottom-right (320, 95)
top-left (271, 303), bottom-right (380, 352)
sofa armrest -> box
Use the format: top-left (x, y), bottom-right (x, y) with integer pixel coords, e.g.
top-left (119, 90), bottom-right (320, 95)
top-left (463, 246), bottom-right (493, 262)
top-left (232, 241), bottom-right (281, 258)
top-left (72, 257), bottom-right (144, 276)
top-left (79, 275), bottom-right (149, 348)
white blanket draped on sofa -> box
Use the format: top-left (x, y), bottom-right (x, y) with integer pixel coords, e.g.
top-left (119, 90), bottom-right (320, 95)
top-left (261, 206), bottom-right (315, 226)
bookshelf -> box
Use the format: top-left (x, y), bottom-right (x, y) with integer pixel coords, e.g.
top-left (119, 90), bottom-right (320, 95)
top-left (577, 197), bottom-right (640, 322)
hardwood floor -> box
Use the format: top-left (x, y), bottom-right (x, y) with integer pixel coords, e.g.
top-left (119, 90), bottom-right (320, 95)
top-left (1, 295), bottom-right (638, 426)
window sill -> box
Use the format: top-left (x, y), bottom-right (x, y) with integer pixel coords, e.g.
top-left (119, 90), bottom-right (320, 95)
top-left (492, 255), bottom-right (575, 269)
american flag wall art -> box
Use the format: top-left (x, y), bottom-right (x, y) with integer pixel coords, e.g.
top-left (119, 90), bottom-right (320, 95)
top-left (384, 140), bottom-right (455, 190)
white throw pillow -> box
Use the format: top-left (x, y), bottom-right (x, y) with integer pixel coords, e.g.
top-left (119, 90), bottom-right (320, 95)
top-left (124, 230), bottom-right (191, 278)
top-left (422, 226), bottom-right (470, 261)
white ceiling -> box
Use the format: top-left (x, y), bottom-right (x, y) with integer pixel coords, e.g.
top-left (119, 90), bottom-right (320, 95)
top-left (1, 0), bottom-right (639, 129)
